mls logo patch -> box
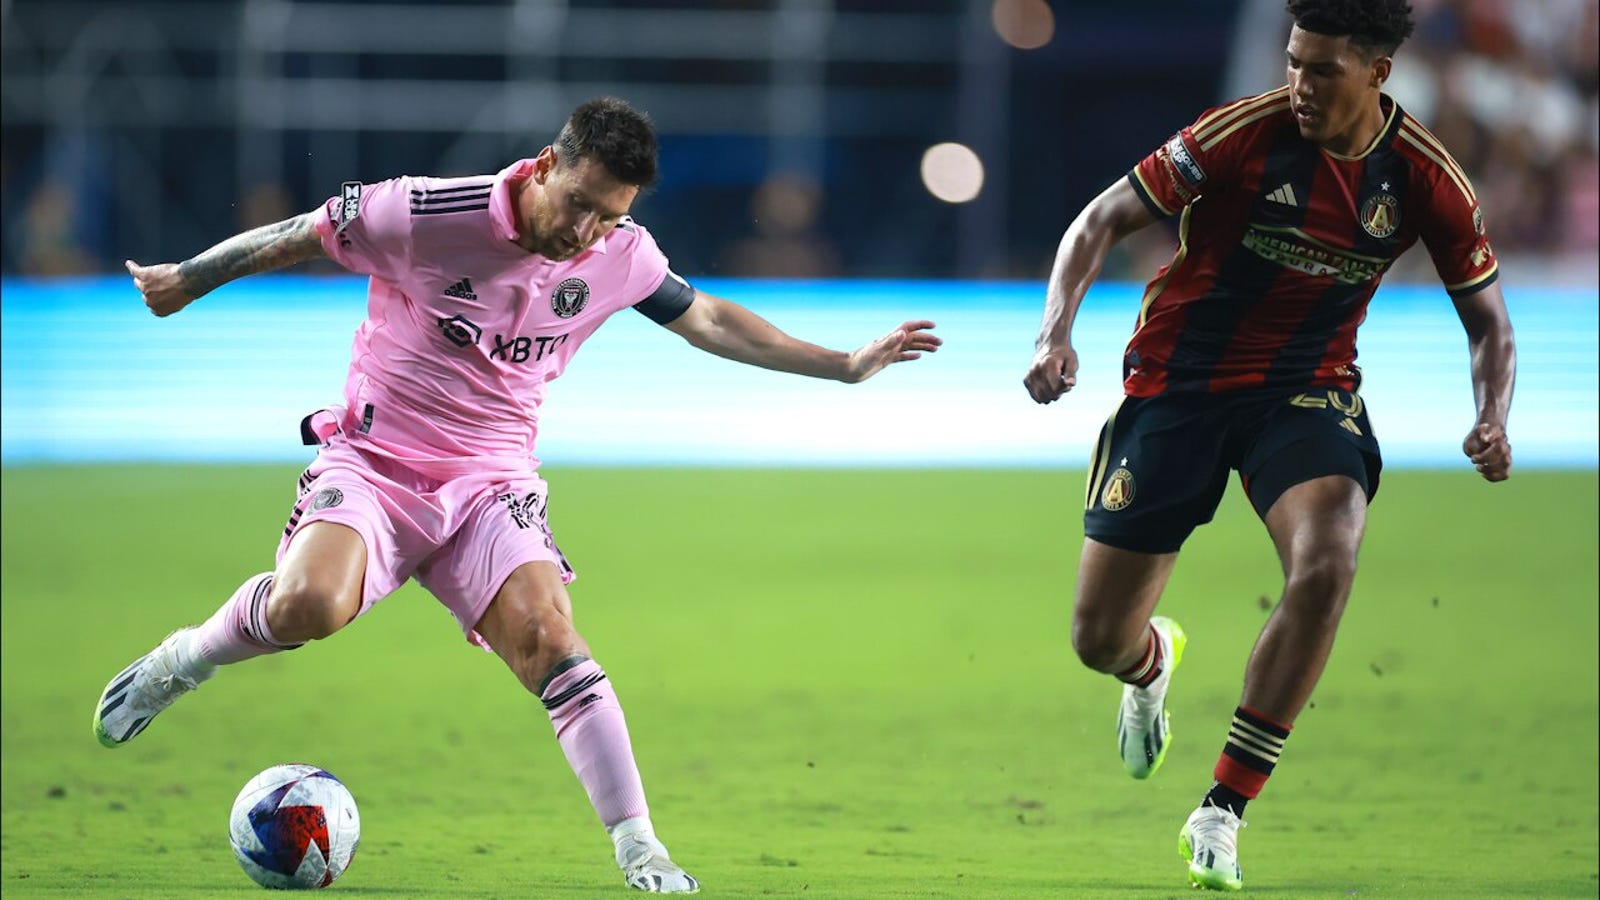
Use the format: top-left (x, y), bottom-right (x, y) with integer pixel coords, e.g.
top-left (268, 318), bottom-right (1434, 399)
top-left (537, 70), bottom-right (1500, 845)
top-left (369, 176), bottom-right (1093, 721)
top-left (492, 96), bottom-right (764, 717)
top-left (1102, 468), bottom-right (1136, 512)
top-left (551, 278), bottom-right (590, 319)
top-left (1360, 191), bottom-right (1399, 239)
top-left (335, 182), bottom-right (362, 235)
top-left (312, 488), bottom-right (344, 511)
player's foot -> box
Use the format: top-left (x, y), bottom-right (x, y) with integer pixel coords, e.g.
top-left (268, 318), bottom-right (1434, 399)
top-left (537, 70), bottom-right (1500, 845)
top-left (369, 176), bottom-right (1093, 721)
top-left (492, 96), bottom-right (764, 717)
top-left (613, 822), bottom-right (699, 894)
top-left (1117, 616), bottom-right (1187, 778)
top-left (1179, 802), bottom-right (1245, 891)
top-left (93, 629), bottom-right (214, 748)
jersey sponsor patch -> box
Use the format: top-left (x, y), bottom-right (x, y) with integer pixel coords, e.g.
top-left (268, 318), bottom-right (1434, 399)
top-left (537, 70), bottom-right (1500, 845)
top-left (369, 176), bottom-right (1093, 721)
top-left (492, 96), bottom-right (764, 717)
top-left (1164, 134), bottom-right (1206, 188)
top-left (1242, 225), bottom-right (1387, 284)
top-left (335, 182), bottom-right (362, 235)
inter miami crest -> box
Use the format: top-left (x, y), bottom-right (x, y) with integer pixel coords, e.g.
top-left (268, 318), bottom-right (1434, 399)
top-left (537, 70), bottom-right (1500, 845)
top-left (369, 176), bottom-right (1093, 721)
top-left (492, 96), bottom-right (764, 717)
top-left (551, 278), bottom-right (590, 319)
top-left (1360, 190), bottom-right (1400, 239)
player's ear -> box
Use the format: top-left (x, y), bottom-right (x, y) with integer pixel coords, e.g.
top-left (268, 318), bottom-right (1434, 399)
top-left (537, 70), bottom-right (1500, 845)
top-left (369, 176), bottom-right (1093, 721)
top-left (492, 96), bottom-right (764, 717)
top-left (1370, 56), bottom-right (1392, 88)
top-left (532, 146), bottom-right (558, 184)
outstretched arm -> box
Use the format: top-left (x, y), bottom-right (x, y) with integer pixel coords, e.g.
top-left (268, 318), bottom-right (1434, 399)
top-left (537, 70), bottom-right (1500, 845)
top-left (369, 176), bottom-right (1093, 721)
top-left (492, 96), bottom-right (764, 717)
top-left (126, 211), bottom-right (328, 317)
top-left (1453, 281), bottom-right (1516, 482)
top-left (1024, 178), bottom-right (1159, 404)
top-left (662, 289), bottom-right (940, 383)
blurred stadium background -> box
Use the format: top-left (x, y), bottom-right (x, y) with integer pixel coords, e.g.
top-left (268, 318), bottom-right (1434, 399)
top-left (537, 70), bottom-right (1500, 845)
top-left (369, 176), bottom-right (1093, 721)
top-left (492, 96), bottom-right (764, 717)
top-left (2, 0), bottom-right (1596, 469)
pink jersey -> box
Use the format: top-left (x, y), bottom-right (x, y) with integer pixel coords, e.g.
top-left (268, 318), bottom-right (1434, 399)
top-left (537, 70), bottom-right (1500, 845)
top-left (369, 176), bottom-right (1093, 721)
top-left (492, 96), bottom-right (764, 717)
top-left (311, 159), bottom-right (694, 478)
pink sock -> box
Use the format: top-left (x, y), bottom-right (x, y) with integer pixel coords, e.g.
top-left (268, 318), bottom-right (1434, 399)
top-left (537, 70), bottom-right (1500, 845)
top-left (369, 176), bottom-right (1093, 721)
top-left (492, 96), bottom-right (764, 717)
top-left (542, 659), bottom-right (650, 828)
top-left (191, 573), bottom-right (299, 665)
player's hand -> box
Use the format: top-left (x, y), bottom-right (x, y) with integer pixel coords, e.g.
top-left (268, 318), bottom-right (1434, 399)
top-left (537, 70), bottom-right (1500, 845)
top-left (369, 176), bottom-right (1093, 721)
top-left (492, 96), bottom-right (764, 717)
top-left (1463, 421), bottom-right (1512, 482)
top-left (843, 320), bottom-right (941, 383)
top-left (1024, 342), bottom-right (1079, 404)
top-left (126, 259), bottom-right (198, 317)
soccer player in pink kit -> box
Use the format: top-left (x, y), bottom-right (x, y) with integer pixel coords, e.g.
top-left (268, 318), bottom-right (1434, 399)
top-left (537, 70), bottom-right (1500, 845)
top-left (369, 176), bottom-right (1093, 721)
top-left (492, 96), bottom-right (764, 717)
top-left (93, 97), bottom-right (941, 894)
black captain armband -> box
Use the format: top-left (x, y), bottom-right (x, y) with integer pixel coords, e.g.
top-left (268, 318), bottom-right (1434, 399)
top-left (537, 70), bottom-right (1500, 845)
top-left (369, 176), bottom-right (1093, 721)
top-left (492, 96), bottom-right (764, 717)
top-left (633, 270), bottom-right (696, 324)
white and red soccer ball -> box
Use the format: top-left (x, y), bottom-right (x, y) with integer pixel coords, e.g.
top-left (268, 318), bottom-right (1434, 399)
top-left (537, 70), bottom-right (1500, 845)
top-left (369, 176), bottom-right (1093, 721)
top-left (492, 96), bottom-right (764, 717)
top-left (229, 764), bottom-right (360, 890)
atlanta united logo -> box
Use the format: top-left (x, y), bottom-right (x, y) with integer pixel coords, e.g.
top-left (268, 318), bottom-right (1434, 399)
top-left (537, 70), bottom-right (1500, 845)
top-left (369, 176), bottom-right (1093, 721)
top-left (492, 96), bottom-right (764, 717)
top-left (1102, 467), bottom-right (1136, 512)
top-left (551, 277), bottom-right (590, 318)
top-left (1360, 191), bottom-right (1400, 239)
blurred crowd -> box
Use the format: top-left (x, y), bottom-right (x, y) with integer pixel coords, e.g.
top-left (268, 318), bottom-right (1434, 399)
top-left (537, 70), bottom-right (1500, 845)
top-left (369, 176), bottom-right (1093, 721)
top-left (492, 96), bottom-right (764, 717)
top-left (2, 0), bottom-right (1595, 282)
top-left (1111, 0), bottom-right (1598, 286)
top-left (1385, 0), bottom-right (1599, 277)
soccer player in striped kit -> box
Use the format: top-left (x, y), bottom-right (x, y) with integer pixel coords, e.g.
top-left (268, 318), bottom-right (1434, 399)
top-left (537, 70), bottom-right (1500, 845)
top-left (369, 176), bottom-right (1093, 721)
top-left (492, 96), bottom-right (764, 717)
top-left (95, 97), bottom-right (940, 894)
top-left (1023, 1), bottom-right (1514, 890)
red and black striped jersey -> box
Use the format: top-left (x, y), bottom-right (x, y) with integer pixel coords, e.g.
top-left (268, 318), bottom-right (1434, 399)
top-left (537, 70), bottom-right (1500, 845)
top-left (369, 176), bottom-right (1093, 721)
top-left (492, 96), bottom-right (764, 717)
top-left (1122, 86), bottom-right (1497, 396)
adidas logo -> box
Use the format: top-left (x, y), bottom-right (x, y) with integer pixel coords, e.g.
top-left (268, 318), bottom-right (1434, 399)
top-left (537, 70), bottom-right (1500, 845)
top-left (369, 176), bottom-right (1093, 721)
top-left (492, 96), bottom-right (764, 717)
top-left (442, 278), bottom-right (477, 301)
top-left (1265, 183), bottom-right (1299, 206)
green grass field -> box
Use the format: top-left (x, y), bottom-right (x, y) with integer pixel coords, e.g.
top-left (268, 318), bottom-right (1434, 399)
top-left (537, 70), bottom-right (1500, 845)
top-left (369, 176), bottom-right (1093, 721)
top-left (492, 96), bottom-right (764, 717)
top-left (2, 465), bottom-right (1596, 899)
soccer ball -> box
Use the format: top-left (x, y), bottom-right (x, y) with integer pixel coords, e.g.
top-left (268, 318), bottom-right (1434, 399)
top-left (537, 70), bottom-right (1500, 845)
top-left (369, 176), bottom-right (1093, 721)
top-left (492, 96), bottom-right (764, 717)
top-left (228, 764), bottom-right (361, 890)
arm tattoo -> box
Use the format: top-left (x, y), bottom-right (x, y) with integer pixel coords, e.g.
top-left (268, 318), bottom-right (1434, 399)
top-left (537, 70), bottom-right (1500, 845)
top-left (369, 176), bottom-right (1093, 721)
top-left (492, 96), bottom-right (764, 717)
top-left (177, 212), bottom-right (325, 297)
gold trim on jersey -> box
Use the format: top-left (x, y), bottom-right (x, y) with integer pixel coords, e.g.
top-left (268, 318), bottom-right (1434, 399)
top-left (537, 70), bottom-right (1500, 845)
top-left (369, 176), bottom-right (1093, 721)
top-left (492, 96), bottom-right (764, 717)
top-left (1194, 86), bottom-right (1291, 143)
top-left (1398, 119), bottom-right (1478, 203)
top-left (1137, 204), bottom-right (1193, 328)
top-left (1200, 99), bottom-right (1292, 152)
top-left (1400, 117), bottom-right (1476, 194)
top-left (1445, 264), bottom-right (1498, 293)
top-left (1085, 397), bottom-right (1128, 511)
top-left (1193, 94), bottom-right (1263, 136)
top-left (1321, 95), bottom-right (1399, 161)
top-left (1131, 168), bottom-right (1177, 217)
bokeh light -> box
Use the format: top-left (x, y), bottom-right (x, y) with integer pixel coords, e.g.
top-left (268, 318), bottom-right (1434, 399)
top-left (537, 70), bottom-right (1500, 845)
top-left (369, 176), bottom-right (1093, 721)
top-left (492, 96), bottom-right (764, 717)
top-left (920, 143), bottom-right (985, 204)
top-left (991, 0), bottom-right (1055, 51)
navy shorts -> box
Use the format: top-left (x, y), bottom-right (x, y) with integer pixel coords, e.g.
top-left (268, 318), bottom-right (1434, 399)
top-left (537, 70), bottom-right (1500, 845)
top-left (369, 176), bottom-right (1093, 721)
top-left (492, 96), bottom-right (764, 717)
top-left (1082, 387), bottom-right (1383, 554)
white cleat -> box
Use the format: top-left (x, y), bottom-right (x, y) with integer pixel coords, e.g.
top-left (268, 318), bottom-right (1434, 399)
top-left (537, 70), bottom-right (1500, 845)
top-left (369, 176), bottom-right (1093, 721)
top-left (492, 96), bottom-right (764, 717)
top-left (1179, 803), bottom-right (1245, 891)
top-left (1117, 616), bottom-right (1187, 779)
top-left (613, 825), bottom-right (699, 894)
top-left (93, 629), bottom-right (213, 748)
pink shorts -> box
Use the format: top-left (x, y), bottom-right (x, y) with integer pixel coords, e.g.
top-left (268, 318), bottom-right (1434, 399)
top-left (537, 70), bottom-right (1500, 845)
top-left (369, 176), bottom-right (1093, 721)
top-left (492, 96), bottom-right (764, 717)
top-left (277, 437), bottom-right (574, 651)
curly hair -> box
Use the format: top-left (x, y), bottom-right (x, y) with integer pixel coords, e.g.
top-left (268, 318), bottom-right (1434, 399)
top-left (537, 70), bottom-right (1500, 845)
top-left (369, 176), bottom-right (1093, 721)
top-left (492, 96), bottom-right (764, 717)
top-left (1285, 0), bottom-right (1416, 58)
top-left (554, 97), bottom-right (659, 188)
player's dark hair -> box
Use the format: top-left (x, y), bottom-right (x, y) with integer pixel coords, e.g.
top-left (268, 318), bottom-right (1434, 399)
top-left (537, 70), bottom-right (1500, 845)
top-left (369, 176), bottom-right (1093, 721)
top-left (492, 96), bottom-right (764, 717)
top-left (554, 97), bottom-right (659, 188)
top-left (1285, 0), bottom-right (1415, 58)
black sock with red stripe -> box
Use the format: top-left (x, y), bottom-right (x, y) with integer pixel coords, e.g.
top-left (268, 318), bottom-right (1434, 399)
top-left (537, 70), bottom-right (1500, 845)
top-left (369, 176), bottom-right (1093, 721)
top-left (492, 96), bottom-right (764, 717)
top-left (1204, 706), bottom-right (1292, 817)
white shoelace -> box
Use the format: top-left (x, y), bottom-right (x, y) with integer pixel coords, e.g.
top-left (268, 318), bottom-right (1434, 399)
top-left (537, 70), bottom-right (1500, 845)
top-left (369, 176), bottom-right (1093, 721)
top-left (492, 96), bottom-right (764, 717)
top-left (134, 672), bottom-right (199, 707)
top-left (1191, 806), bottom-right (1244, 857)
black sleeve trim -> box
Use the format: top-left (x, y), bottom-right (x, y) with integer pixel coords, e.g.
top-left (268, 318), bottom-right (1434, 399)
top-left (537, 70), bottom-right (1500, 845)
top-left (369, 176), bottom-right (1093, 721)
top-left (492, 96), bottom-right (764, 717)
top-left (633, 270), bottom-right (696, 324)
top-left (1446, 267), bottom-right (1500, 299)
top-left (1126, 172), bottom-right (1173, 220)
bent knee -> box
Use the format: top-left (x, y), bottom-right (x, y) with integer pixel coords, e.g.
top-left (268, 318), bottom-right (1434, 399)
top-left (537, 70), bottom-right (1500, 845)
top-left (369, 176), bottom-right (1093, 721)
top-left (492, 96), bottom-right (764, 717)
top-left (266, 578), bottom-right (359, 642)
top-left (1071, 616), bottom-right (1138, 673)
top-left (503, 617), bottom-right (585, 694)
top-left (1283, 555), bottom-right (1359, 614)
